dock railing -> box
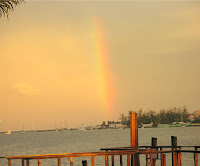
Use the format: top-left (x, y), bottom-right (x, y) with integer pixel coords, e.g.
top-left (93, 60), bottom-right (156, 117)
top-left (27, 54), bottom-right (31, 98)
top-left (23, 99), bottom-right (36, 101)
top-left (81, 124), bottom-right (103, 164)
top-left (1, 113), bottom-right (199, 166)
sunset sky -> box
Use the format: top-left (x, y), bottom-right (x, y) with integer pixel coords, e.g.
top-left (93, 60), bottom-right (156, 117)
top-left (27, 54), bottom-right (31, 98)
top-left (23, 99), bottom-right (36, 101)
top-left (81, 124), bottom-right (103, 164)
top-left (1, 1), bottom-right (200, 131)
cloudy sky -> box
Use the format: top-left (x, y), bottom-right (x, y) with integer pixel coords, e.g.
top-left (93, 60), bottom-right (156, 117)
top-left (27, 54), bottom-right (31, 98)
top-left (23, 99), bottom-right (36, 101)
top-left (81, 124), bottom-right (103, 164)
top-left (1, 1), bottom-right (200, 131)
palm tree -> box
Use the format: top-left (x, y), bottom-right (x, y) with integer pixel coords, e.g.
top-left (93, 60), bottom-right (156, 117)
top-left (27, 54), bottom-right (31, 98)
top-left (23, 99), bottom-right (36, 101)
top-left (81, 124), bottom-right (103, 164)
top-left (0, 0), bottom-right (24, 17)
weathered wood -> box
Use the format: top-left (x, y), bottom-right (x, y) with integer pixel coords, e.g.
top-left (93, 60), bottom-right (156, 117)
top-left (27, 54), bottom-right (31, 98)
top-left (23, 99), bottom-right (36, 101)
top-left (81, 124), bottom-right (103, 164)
top-left (178, 147), bottom-right (182, 166)
top-left (120, 155), bottom-right (123, 166)
top-left (58, 158), bottom-right (61, 166)
top-left (82, 160), bottom-right (87, 166)
top-left (111, 155), bottom-right (114, 166)
top-left (171, 136), bottom-right (177, 166)
top-left (38, 159), bottom-right (41, 166)
top-left (8, 159), bottom-right (11, 166)
top-left (92, 156), bottom-right (95, 166)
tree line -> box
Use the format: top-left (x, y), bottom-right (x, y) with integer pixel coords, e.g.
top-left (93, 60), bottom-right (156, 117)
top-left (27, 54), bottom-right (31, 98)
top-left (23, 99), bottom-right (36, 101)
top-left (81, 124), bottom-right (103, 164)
top-left (119, 106), bottom-right (191, 127)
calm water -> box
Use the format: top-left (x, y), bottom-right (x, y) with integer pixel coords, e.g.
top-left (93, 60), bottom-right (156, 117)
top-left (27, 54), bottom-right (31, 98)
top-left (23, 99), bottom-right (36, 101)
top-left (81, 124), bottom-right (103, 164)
top-left (0, 127), bottom-right (200, 166)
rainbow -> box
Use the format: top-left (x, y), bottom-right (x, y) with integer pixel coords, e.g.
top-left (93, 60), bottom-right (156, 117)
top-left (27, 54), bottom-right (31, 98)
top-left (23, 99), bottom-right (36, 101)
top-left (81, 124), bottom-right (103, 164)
top-left (91, 18), bottom-right (115, 118)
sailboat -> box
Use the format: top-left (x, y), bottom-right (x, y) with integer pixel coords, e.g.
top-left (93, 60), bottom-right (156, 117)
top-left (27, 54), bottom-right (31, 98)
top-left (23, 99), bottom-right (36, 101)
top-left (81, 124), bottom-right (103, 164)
top-left (21, 122), bottom-right (25, 134)
top-left (32, 119), bottom-right (36, 132)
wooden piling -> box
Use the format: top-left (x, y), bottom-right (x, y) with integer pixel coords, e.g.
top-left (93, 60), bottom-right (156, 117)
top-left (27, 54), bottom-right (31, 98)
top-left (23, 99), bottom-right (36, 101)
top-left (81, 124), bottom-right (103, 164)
top-left (22, 159), bottom-right (24, 166)
top-left (178, 147), bottom-right (182, 166)
top-left (161, 148), bottom-right (164, 166)
top-left (163, 154), bottom-right (166, 166)
top-left (171, 136), bottom-right (177, 166)
top-left (82, 160), bottom-right (87, 166)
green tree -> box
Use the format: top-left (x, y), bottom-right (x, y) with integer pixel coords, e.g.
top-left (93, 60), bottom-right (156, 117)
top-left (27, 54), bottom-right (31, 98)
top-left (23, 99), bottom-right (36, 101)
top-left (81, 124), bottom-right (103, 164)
top-left (0, 0), bottom-right (24, 17)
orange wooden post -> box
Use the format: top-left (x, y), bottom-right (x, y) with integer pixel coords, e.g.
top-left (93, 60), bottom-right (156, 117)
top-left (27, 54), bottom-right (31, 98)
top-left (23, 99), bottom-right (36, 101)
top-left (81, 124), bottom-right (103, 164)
top-left (58, 158), bottom-right (61, 166)
top-left (127, 155), bottom-right (130, 166)
top-left (8, 159), bottom-right (11, 166)
top-left (178, 147), bottom-right (182, 166)
top-left (105, 155), bottom-right (109, 166)
top-left (130, 113), bottom-right (140, 166)
top-left (38, 159), bottom-right (41, 166)
top-left (194, 147), bottom-right (198, 166)
top-left (163, 154), bottom-right (166, 166)
top-left (130, 113), bottom-right (138, 147)
top-left (92, 156), bottom-right (95, 166)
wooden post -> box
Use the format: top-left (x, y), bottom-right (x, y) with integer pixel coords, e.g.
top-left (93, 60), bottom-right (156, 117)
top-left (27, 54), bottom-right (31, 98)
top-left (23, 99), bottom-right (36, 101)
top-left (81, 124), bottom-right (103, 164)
top-left (130, 113), bottom-right (140, 166)
top-left (69, 157), bottom-right (73, 166)
top-left (127, 155), bottom-right (130, 166)
top-left (163, 154), bottom-right (166, 166)
top-left (112, 155), bottom-right (114, 166)
top-left (58, 158), bottom-right (61, 166)
top-left (26, 159), bottom-right (29, 166)
top-left (120, 155), bottom-right (123, 166)
top-left (8, 159), bottom-right (11, 166)
top-left (150, 153), bottom-right (153, 166)
top-left (82, 160), bottom-right (87, 166)
top-left (105, 155), bottom-right (109, 166)
top-left (92, 156), bottom-right (95, 166)
top-left (161, 148), bottom-right (164, 166)
top-left (38, 159), bottom-right (41, 166)
top-left (171, 136), bottom-right (177, 166)
top-left (146, 148), bottom-right (149, 166)
top-left (151, 137), bottom-right (157, 166)
top-left (130, 113), bottom-right (138, 147)
top-left (178, 147), bottom-right (182, 166)
top-left (22, 159), bottom-right (24, 166)
top-left (194, 147), bottom-right (198, 166)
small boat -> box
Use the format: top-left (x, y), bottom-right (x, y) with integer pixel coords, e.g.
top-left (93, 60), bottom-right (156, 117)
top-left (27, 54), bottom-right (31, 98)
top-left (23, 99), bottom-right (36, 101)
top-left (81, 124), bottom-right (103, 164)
top-left (79, 124), bottom-right (86, 131)
top-left (21, 122), bottom-right (25, 134)
top-left (6, 130), bottom-right (11, 135)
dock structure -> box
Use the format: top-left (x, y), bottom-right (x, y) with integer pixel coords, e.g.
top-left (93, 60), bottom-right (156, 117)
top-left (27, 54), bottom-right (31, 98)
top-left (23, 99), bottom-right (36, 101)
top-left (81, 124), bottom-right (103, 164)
top-left (2, 113), bottom-right (200, 166)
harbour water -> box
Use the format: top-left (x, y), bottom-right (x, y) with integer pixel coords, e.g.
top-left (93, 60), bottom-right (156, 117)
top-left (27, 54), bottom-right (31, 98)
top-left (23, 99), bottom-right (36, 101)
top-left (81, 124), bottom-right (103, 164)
top-left (0, 127), bottom-right (200, 166)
